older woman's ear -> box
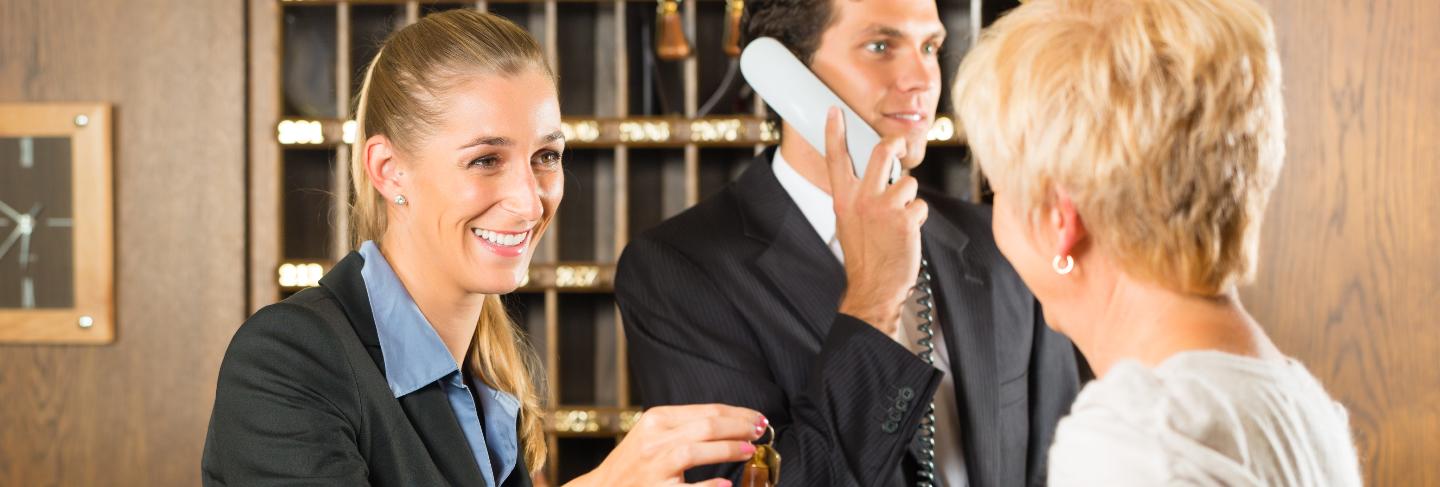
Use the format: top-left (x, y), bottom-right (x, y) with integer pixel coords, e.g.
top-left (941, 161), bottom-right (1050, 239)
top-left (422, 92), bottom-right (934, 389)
top-left (1049, 187), bottom-right (1087, 266)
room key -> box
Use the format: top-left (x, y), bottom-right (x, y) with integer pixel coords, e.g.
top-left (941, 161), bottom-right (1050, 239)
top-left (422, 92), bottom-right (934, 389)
top-left (742, 425), bottom-right (781, 486)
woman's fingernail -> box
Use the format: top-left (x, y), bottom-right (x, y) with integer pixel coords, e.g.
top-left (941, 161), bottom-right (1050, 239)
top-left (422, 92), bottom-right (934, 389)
top-left (741, 443), bottom-right (756, 455)
top-left (719, 481), bottom-right (734, 487)
top-left (755, 425), bottom-right (765, 437)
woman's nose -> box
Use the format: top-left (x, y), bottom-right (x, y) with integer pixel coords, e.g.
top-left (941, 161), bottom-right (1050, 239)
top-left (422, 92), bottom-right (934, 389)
top-left (498, 166), bottom-right (546, 222)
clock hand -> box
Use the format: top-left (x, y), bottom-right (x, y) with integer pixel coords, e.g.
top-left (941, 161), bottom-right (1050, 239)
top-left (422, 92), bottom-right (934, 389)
top-left (18, 204), bottom-right (41, 270)
top-left (0, 226), bottom-right (20, 263)
top-left (18, 227), bottom-right (30, 272)
top-left (0, 204), bottom-right (40, 265)
top-left (0, 200), bottom-right (21, 222)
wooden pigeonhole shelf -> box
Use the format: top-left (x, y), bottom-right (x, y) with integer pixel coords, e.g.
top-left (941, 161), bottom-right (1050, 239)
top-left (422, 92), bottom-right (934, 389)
top-left (247, 0), bottom-right (1012, 482)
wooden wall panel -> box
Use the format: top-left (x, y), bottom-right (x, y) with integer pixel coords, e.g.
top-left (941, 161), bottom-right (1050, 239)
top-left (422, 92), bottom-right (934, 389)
top-left (0, 0), bottom-right (246, 485)
top-left (1243, 0), bottom-right (1440, 484)
top-left (249, 0), bottom-right (282, 313)
top-left (0, 0), bottom-right (1434, 485)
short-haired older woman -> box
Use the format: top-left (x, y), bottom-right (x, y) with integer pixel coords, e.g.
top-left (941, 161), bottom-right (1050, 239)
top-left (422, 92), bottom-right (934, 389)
top-left (949, 0), bottom-right (1362, 484)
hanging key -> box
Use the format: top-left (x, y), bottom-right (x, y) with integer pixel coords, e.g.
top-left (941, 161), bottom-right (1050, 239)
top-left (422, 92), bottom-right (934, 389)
top-left (741, 424), bottom-right (781, 486)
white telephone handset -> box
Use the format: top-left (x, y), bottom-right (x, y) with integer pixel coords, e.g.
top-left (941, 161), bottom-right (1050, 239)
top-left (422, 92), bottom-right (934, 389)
top-left (740, 37), bottom-right (902, 183)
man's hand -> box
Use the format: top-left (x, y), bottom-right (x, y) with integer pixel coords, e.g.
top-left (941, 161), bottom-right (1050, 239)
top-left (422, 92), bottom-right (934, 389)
top-left (823, 107), bottom-right (928, 335)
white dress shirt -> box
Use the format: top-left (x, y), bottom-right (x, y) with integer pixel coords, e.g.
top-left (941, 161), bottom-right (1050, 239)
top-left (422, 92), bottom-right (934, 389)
top-left (773, 151), bottom-right (969, 487)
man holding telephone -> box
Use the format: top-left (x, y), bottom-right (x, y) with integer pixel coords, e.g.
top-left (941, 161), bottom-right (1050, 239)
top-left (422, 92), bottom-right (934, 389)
top-left (615, 0), bottom-right (1080, 485)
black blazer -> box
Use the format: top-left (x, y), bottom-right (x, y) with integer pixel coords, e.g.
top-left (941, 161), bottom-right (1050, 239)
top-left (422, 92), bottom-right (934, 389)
top-left (616, 150), bottom-right (1081, 487)
top-left (202, 253), bottom-right (531, 487)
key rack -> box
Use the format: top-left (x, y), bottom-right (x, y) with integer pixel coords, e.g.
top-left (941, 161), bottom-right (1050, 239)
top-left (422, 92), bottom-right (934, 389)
top-left (246, 0), bottom-right (1014, 482)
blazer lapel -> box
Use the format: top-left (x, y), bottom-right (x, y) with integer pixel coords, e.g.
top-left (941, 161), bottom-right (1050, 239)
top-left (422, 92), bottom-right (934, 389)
top-left (728, 154), bottom-right (1013, 485)
top-left (320, 252), bottom-right (488, 486)
top-left (920, 212), bottom-right (1004, 487)
top-left (735, 150), bottom-right (847, 342)
top-left (398, 384), bottom-right (488, 486)
top-left (320, 252), bottom-right (385, 368)
top-left (504, 437), bottom-right (533, 487)
top-left (754, 215), bottom-right (847, 341)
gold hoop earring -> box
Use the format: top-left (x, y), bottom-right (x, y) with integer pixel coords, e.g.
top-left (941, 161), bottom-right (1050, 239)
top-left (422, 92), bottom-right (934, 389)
top-left (1052, 254), bottom-right (1075, 275)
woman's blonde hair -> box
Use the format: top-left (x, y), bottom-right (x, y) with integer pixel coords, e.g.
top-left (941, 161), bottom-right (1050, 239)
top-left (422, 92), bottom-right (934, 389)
top-left (952, 0), bottom-right (1284, 295)
top-left (350, 9), bottom-right (552, 471)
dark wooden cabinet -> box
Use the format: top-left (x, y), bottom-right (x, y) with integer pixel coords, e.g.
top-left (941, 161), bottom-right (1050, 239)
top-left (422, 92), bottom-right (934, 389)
top-left (247, 1), bottom-right (1007, 482)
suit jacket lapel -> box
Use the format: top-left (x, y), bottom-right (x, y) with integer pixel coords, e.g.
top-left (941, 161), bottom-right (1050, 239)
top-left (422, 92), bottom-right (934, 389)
top-left (732, 153), bottom-right (1013, 485)
top-left (920, 211), bottom-right (1004, 487)
top-left (754, 216), bottom-right (847, 341)
top-left (320, 252), bottom-right (488, 486)
top-left (320, 253), bottom-right (385, 369)
top-left (736, 150), bottom-right (847, 342)
top-left (398, 384), bottom-right (489, 486)
top-left (505, 443), bottom-right (533, 487)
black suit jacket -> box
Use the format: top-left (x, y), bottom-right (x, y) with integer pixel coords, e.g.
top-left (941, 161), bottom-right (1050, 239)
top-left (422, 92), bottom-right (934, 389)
top-left (616, 150), bottom-right (1080, 486)
top-left (202, 253), bottom-right (531, 487)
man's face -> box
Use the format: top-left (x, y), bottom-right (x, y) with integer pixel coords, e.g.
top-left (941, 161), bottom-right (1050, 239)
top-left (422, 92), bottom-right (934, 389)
top-left (811, 0), bottom-right (945, 169)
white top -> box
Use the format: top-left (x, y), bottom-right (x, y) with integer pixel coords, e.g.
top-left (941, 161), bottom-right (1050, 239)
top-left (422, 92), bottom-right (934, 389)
top-left (772, 150), bottom-right (840, 260)
top-left (773, 151), bottom-right (970, 487)
top-left (1048, 350), bottom-right (1362, 487)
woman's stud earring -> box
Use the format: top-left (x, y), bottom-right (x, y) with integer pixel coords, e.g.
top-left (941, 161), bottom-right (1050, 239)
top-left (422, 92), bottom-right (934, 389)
top-left (394, 194), bottom-right (408, 206)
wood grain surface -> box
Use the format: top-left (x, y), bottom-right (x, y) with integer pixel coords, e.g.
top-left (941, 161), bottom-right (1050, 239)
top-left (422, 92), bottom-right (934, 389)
top-left (1244, 0), bottom-right (1440, 484)
top-left (0, 0), bottom-right (246, 485)
top-left (249, 0), bottom-right (282, 313)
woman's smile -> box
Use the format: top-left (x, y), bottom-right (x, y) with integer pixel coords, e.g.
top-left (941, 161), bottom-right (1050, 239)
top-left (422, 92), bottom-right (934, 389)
top-left (471, 226), bottom-right (531, 258)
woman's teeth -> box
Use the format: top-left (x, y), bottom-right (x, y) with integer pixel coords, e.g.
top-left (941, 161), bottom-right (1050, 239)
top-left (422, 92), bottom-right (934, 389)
top-left (472, 228), bottom-right (528, 247)
top-left (889, 113), bottom-right (923, 122)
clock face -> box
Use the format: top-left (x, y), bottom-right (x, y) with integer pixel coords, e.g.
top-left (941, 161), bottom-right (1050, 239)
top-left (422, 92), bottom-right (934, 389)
top-left (0, 136), bottom-right (74, 309)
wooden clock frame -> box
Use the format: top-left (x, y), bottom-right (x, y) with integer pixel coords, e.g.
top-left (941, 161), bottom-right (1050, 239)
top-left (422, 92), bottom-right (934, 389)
top-left (0, 103), bottom-right (115, 344)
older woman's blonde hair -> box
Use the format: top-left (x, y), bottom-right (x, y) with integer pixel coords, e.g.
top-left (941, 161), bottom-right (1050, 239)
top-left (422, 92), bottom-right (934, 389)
top-left (953, 0), bottom-right (1285, 296)
top-left (350, 9), bottom-right (552, 471)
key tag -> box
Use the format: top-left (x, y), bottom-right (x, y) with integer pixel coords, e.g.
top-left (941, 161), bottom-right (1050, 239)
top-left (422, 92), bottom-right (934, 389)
top-left (742, 424), bottom-right (781, 487)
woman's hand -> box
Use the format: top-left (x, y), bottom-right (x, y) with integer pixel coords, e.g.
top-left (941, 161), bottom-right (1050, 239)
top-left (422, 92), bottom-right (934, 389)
top-left (568, 404), bottom-right (766, 487)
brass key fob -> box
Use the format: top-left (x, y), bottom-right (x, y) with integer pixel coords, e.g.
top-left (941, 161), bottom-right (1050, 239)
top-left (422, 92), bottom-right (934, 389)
top-left (742, 424), bottom-right (781, 486)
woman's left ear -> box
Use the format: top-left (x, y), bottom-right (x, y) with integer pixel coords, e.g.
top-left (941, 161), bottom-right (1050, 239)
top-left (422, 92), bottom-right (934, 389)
top-left (1050, 188), bottom-right (1087, 259)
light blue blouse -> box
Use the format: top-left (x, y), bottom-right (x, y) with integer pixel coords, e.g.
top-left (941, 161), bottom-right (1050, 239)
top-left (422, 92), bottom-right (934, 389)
top-left (359, 241), bottom-right (519, 486)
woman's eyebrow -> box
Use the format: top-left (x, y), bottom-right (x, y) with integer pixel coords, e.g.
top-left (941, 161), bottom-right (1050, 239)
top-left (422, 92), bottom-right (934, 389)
top-left (460, 130), bottom-right (564, 150)
top-left (459, 135), bottom-right (512, 150)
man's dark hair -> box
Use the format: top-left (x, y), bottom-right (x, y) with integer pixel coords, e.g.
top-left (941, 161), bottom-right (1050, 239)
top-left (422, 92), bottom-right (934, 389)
top-left (743, 0), bottom-right (839, 65)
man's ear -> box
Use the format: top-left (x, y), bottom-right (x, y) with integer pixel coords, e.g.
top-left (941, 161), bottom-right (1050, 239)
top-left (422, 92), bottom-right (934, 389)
top-left (363, 134), bottom-right (404, 201)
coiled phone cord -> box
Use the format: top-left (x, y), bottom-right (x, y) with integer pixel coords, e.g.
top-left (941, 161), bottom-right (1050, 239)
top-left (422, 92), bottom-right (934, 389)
top-left (914, 258), bottom-right (938, 487)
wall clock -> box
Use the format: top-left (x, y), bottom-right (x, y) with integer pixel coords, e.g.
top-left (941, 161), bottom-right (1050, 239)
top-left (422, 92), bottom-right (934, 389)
top-left (0, 103), bottom-right (114, 344)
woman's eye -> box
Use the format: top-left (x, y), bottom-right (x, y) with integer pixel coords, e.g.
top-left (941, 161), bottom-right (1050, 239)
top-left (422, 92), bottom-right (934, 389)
top-left (468, 155), bottom-right (500, 169)
top-left (535, 151), bottom-right (563, 168)
top-left (922, 42), bottom-right (939, 55)
top-left (865, 41), bottom-right (889, 54)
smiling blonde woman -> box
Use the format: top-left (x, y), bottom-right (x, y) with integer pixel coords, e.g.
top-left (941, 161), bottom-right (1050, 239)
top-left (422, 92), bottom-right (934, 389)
top-left (951, 0), bottom-right (1362, 485)
top-left (203, 10), bottom-right (763, 487)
